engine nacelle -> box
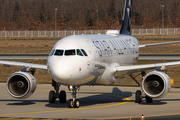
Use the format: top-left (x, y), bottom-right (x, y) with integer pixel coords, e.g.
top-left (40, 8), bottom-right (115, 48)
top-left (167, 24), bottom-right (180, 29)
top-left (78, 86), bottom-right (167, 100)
top-left (7, 71), bottom-right (37, 99)
top-left (142, 71), bottom-right (171, 98)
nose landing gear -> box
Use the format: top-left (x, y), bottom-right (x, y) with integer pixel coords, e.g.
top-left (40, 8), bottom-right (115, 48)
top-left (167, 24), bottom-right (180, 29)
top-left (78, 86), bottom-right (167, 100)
top-left (68, 86), bottom-right (80, 108)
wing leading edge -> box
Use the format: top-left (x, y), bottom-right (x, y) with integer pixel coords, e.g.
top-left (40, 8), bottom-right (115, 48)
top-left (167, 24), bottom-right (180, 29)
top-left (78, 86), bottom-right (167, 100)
top-left (0, 60), bottom-right (47, 71)
top-left (139, 41), bottom-right (180, 48)
top-left (116, 61), bottom-right (180, 75)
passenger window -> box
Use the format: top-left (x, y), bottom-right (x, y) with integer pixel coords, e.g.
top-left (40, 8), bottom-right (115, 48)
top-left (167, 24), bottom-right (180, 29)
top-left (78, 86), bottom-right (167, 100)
top-left (54, 50), bottom-right (64, 56)
top-left (77, 49), bottom-right (83, 56)
top-left (65, 50), bottom-right (76, 56)
top-left (49, 49), bottom-right (55, 56)
top-left (81, 49), bottom-right (88, 56)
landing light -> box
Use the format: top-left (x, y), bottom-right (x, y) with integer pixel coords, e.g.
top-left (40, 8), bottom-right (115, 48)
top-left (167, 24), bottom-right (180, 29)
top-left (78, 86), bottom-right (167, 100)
top-left (69, 86), bottom-right (73, 90)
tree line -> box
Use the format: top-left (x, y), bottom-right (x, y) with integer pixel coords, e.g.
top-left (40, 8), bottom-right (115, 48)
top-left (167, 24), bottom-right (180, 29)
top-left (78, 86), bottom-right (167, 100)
top-left (0, 0), bottom-right (180, 31)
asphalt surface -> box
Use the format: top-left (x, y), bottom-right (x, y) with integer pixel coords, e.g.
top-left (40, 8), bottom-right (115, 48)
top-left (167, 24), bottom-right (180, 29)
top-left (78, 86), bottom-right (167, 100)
top-left (0, 83), bottom-right (180, 119)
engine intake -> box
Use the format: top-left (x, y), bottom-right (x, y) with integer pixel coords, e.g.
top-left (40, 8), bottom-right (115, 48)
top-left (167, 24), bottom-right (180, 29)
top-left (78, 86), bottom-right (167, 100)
top-left (142, 71), bottom-right (171, 98)
top-left (7, 71), bottom-right (36, 99)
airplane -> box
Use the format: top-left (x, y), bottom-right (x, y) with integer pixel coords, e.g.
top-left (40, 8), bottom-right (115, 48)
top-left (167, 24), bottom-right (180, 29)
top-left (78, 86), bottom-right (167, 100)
top-left (1, 0), bottom-right (180, 108)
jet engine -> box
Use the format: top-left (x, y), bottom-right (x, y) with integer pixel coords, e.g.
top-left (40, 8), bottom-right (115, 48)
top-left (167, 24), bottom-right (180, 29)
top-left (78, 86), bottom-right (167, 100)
top-left (142, 71), bottom-right (171, 98)
top-left (7, 71), bottom-right (37, 99)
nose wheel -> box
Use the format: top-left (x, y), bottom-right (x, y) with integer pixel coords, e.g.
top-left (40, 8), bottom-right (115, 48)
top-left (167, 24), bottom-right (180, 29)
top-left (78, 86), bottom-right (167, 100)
top-left (49, 80), bottom-right (66, 103)
top-left (68, 86), bottom-right (80, 108)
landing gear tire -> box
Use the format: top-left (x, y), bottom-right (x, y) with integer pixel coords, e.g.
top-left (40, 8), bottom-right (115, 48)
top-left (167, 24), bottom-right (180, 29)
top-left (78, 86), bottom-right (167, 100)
top-left (68, 86), bottom-right (80, 108)
top-left (68, 99), bottom-right (73, 108)
top-left (73, 99), bottom-right (80, 108)
top-left (135, 90), bottom-right (142, 103)
top-left (145, 95), bottom-right (153, 103)
top-left (59, 90), bottom-right (66, 103)
top-left (49, 91), bottom-right (56, 103)
top-left (67, 99), bottom-right (80, 108)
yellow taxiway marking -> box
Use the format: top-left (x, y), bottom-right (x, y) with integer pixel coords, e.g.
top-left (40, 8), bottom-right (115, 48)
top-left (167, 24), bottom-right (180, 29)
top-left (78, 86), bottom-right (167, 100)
top-left (0, 92), bottom-right (131, 116)
top-left (168, 93), bottom-right (180, 96)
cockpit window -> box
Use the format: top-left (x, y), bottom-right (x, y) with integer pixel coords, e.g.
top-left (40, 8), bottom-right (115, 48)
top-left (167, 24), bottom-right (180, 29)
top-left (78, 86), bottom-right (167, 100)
top-left (81, 49), bottom-right (88, 56)
top-left (49, 49), bottom-right (55, 56)
top-left (50, 49), bottom-right (87, 56)
top-left (65, 49), bottom-right (75, 56)
top-left (77, 49), bottom-right (83, 56)
top-left (54, 50), bottom-right (64, 56)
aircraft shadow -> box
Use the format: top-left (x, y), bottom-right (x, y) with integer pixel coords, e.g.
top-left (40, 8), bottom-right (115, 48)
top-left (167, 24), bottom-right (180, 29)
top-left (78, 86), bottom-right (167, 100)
top-left (7, 101), bottom-right (36, 105)
top-left (0, 99), bottom-right (49, 105)
top-left (130, 98), bottom-right (180, 105)
top-left (138, 101), bottom-right (167, 105)
top-left (0, 87), bottom-right (131, 107)
top-left (45, 87), bottom-right (132, 108)
top-left (1, 87), bottom-right (178, 107)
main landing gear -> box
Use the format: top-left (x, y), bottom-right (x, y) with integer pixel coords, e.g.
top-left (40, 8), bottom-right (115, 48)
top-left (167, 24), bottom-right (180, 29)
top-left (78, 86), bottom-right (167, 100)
top-left (135, 90), bottom-right (152, 103)
top-left (49, 80), bottom-right (66, 103)
top-left (48, 80), bottom-right (80, 108)
top-left (68, 86), bottom-right (80, 108)
top-left (130, 72), bottom-right (153, 104)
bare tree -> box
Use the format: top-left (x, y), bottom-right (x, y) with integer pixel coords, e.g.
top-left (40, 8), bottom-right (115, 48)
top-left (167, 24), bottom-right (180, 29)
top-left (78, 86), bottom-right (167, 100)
top-left (0, 0), bottom-right (180, 30)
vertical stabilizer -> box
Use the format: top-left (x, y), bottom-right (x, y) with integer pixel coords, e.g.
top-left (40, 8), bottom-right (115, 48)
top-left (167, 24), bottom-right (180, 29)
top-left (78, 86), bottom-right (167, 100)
top-left (120, 0), bottom-right (132, 35)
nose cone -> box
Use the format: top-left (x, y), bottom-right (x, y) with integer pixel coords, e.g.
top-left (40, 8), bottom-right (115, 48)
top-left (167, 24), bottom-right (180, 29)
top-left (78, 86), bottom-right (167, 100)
top-left (48, 59), bottom-right (73, 81)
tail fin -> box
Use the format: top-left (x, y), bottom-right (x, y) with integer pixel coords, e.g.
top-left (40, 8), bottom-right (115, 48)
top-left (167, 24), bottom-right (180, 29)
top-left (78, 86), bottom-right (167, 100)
top-left (120, 0), bottom-right (132, 35)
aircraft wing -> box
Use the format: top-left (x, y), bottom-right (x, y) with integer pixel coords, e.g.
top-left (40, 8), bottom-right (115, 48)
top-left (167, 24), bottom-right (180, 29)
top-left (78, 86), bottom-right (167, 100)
top-left (139, 41), bottom-right (180, 48)
top-left (116, 61), bottom-right (180, 75)
top-left (0, 60), bottom-right (47, 71)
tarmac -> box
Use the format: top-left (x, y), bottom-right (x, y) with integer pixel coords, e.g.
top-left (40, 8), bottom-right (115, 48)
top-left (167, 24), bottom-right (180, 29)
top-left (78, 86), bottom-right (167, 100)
top-left (0, 83), bottom-right (180, 119)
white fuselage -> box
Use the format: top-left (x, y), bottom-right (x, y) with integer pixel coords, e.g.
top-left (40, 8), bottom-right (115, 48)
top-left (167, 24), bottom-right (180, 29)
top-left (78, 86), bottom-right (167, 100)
top-left (47, 34), bottom-right (139, 86)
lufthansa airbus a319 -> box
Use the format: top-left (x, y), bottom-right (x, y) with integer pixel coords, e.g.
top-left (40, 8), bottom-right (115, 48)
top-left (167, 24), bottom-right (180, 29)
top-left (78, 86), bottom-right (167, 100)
top-left (1, 0), bottom-right (180, 108)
